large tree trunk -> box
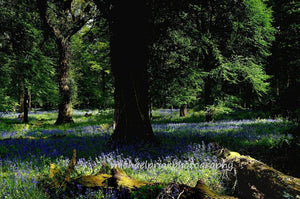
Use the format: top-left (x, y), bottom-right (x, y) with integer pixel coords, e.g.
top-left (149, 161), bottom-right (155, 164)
top-left (55, 39), bottom-right (74, 125)
top-left (109, 0), bottom-right (156, 145)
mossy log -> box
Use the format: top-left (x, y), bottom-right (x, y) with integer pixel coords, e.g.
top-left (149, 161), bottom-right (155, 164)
top-left (41, 149), bottom-right (236, 198)
top-left (174, 180), bottom-right (236, 199)
top-left (219, 149), bottom-right (300, 199)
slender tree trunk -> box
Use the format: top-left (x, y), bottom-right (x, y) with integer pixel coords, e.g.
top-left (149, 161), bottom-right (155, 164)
top-left (23, 88), bottom-right (29, 123)
top-left (55, 39), bottom-right (74, 125)
top-left (28, 90), bottom-right (31, 111)
top-left (19, 93), bottom-right (25, 113)
top-left (180, 104), bottom-right (188, 117)
top-left (19, 78), bottom-right (25, 113)
top-left (109, 0), bottom-right (156, 145)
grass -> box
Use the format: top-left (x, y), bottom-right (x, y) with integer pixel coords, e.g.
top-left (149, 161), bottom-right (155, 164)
top-left (0, 109), bottom-right (298, 198)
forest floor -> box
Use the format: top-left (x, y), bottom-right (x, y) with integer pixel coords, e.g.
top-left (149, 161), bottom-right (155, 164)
top-left (0, 109), bottom-right (299, 198)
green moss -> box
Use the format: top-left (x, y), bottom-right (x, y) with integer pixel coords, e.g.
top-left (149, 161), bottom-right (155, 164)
top-left (76, 174), bottom-right (112, 187)
top-left (130, 184), bottom-right (164, 199)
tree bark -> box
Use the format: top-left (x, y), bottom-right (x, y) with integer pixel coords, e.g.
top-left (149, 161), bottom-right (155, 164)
top-left (55, 39), bottom-right (74, 125)
top-left (19, 78), bottom-right (25, 113)
top-left (180, 104), bottom-right (188, 117)
top-left (37, 0), bottom-right (92, 125)
top-left (19, 93), bottom-right (25, 113)
top-left (219, 148), bottom-right (300, 199)
top-left (28, 90), bottom-right (31, 111)
top-left (109, 0), bottom-right (156, 145)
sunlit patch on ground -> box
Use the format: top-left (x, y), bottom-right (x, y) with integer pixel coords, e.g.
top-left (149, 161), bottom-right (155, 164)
top-left (0, 109), bottom-right (296, 198)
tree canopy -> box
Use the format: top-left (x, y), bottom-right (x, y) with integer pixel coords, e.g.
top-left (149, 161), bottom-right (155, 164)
top-left (0, 0), bottom-right (299, 136)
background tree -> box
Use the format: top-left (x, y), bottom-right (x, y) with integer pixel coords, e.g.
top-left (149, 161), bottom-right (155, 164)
top-left (70, 18), bottom-right (113, 109)
top-left (37, 0), bottom-right (96, 124)
top-left (188, 0), bottom-right (274, 112)
top-left (149, 27), bottom-right (203, 117)
top-left (267, 0), bottom-right (300, 124)
top-left (149, 1), bottom-right (204, 117)
top-left (0, 0), bottom-right (58, 121)
top-left (148, 0), bottom-right (274, 120)
top-left (100, 0), bottom-right (157, 144)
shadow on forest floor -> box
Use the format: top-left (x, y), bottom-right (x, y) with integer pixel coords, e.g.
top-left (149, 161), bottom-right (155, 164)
top-left (1, 112), bottom-right (299, 178)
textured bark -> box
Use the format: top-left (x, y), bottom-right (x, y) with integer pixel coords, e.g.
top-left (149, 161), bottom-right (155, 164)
top-left (19, 78), bottom-right (25, 113)
top-left (28, 90), bottom-right (31, 111)
top-left (219, 148), bottom-right (300, 199)
top-left (55, 39), bottom-right (74, 125)
top-left (19, 76), bottom-right (28, 123)
top-left (109, 0), bottom-right (156, 144)
top-left (19, 93), bottom-right (25, 113)
top-left (180, 104), bottom-right (188, 117)
top-left (37, 0), bottom-right (92, 125)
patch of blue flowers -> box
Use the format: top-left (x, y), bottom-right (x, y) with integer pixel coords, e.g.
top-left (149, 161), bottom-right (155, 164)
top-left (0, 110), bottom-right (292, 198)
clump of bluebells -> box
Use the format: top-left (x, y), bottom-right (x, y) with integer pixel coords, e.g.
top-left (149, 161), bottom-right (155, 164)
top-left (152, 119), bottom-right (293, 151)
top-left (0, 160), bottom-right (48, 199)
top-left (0, 109), bottom-right (294, 198)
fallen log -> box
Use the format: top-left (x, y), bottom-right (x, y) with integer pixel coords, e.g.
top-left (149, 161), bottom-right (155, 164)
top-left (40, 149), bottom-right (236, 198)
top-left (174, 180), bottom-right (236, 199)
top-left (218, 148), bottom-right (300, 199)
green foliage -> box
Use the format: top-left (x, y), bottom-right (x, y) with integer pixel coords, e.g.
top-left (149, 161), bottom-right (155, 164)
top-left (149, 0), bottom-right (275, 111)
top-left (197, 0), bottom-right (274, 108)
top-left (1, 110), bottom-right (298, 197)
top-left (267, 0), bottom-right (300, 121)
top-left (0, 0), bottom-right (58, 111)
top-left (212, 56), bottom-right (270, 96)
top-left (149, 24), bottom-right (203, 108)
top-left (70, 18), bottom-right (113, 109)
top-left (0, 0), bottom-right (294, 121)
top-left (0, 109), bottom-right (113, 133)
top-left (130, 184), bottom-right (164, 199)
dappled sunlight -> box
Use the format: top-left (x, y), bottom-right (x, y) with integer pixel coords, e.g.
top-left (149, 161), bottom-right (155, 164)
top-left (0, 110), bottom-right (297, 198)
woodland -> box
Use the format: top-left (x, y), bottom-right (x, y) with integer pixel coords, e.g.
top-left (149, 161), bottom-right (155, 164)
top-left (0, 0), bottom-right (300, 198)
